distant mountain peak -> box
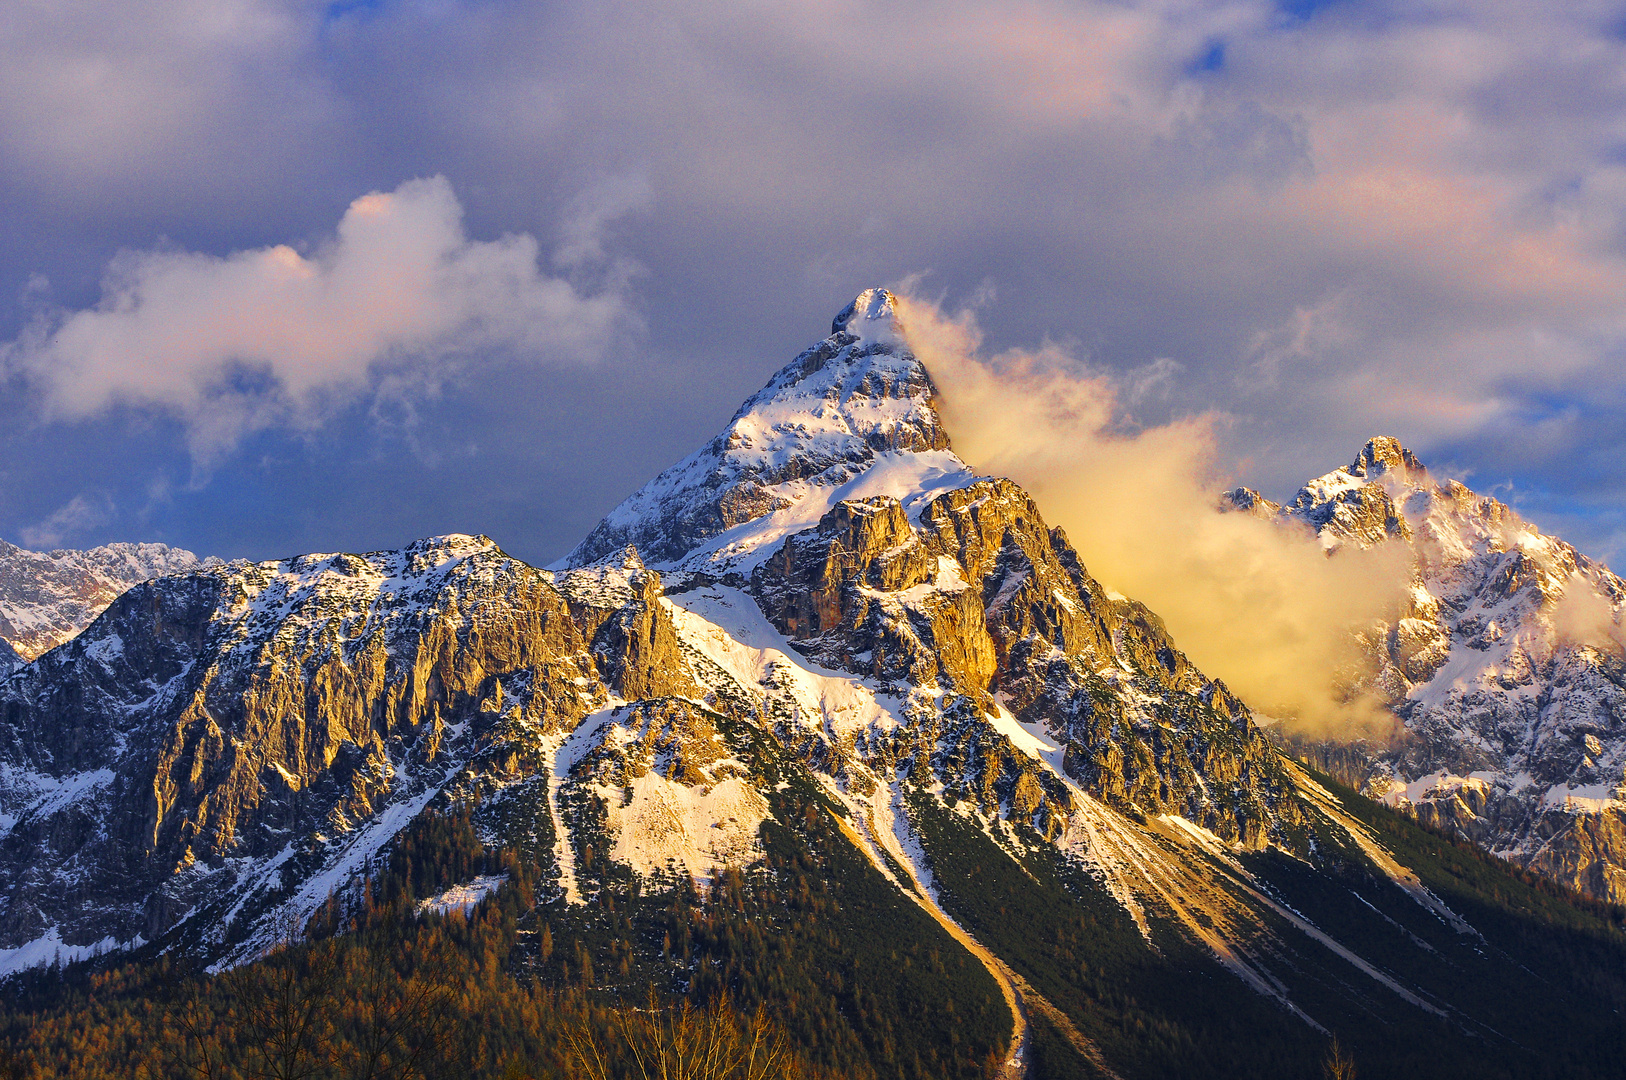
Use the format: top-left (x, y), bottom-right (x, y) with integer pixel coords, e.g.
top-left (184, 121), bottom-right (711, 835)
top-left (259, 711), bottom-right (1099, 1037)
top-left (1220, 486), bottom-right (1283, 519)
top-left (1349, 435), bottom-right (1427, 481)
top-left (0, 539), bottom-right (212, 662)
top-left (1248, 437), bottom-right (1626, 905)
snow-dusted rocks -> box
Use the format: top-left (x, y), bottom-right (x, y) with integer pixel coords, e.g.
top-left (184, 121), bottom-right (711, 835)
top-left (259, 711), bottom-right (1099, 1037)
top-left (563, 288), bottom-right (966, 572)
top-left (1237, 437), bottom-right (1626, 902)
top-left (0, 535), bottom-right (681, 969)
top-left (0, 539), bottom-right (211, 662)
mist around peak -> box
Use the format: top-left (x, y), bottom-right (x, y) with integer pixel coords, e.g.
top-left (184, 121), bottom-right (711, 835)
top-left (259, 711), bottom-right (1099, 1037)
top-left (893, 292), bottom-right (1410, 738)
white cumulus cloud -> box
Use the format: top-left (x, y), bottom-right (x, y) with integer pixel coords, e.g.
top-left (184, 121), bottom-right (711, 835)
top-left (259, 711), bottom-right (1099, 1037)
top-left (8, 175), bottom-right (639, 458)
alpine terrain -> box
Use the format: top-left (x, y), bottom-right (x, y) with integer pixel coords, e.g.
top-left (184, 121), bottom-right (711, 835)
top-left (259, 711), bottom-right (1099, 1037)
top-left (0, 540), bottom-right (211, 670)
top-left (4, 292), bottom-right (1626, 1079)
top-left (1230, 438), bottom-right (1626, 905)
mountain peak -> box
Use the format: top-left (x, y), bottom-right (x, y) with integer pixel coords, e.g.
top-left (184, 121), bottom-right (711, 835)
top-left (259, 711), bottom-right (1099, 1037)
top-left (562, 291), bottom-right (968, 570)
top-left (1350, 436), bottom-right (1426, 480)
top-left (1220, 486), bottom-right (1283, 519)
top-left (0, 539), bottom-right (211, 662)
top-left (831, 287), bottom-right (901, 337)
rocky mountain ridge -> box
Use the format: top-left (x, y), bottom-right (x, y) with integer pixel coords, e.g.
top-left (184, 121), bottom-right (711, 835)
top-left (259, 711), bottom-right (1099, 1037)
top-left (0, 539), bottom-right (210, 666)
top-left (1228, 436), bottom-right (1626, 902)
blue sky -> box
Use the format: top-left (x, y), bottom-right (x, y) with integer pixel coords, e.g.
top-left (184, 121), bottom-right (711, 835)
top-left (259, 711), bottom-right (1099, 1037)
top-left (3, 0), bottom-right (1625, 567)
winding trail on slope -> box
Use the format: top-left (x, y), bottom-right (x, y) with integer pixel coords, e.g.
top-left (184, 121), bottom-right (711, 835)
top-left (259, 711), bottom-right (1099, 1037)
top-left (827, 808), bottom-right (1122, 1080)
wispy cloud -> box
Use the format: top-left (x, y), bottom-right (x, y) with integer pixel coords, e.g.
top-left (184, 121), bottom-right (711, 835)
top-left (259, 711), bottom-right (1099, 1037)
top-left (19, 493), bottom-right (115, 550)
top-left (898, 291), bottom-right (1409, 735)
top-left (6, 176), bottom-right (639, 460)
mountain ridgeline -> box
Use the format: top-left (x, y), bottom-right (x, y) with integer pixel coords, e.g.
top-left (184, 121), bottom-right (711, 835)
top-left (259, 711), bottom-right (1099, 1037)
top-left (0, 540), bottom-right (209, 669)
top-left (4, 291), bottom-right (1626, 1079)
top-left (1229, 436), bottom-right (1626, 906)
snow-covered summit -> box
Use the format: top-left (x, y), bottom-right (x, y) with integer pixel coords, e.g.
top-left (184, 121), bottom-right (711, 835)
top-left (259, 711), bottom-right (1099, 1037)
top-left (1247, 437), bottom-right (1626, 902)
top-left (0, 539), bottom-right (212, 663)
top-left (831, 286), bottom-right (905, 339)
top-left (562, 288), bottom-right (972, 571)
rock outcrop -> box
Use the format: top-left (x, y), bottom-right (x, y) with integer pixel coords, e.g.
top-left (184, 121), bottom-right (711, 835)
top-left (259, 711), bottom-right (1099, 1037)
top-left (753, 479), bottom-right (1300, 847)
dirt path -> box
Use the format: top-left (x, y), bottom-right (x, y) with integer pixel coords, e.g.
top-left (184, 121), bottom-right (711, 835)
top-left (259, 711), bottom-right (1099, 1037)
top-left (904, 879), bottom-right (1032, 1080)
top-left (1002, 967), bottom-right (1123, 1079)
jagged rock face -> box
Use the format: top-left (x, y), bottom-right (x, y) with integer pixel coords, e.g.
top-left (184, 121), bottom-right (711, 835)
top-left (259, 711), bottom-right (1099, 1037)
top-left (563, 288), bottom-right (956, 570)
top-left (0, 539), bottom-right (210, 662)
top-left (555, 556), bottom-right (698, 703)
top-left (752, 495), bottom-right (989, 696)
top-left (1255, 436), bottom-right (1626, 902)
top-left (0, 535), bottom-right (698, 957)
top-left (752, 478), bottom-right (1302, 847)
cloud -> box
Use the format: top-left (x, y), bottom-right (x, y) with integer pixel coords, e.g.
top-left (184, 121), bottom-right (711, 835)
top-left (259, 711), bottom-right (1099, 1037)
top-left (5, 1), bottom-right (1626, 563)
top-left (0, 0), bottom-right (327, 203)
top-left (19, 494), bottom-right (115, 550)
top-left (1550, 576), bottom-right (1626, 654)
top-left (897, 292), bottom-right (1410, 735)
top-left (6, 176), bottom-right (638, 459)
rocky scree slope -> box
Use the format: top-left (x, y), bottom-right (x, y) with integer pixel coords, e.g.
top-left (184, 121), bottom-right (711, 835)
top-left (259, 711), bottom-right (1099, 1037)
top-left (0, 539), bottom-right (210, 667)
top-left (1228, 436), bottom-right (1626, 902)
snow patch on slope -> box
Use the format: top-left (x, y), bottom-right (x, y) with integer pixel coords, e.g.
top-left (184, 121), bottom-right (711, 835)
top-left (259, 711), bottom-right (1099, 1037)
top-left (0, 929), bottom-right (144, 979)
top-left (598, 769), bottom-right (768, 883)
top-left (420, 874), bottom-right (508, 916)
top-left (667, 584), bottom-right (910, 738)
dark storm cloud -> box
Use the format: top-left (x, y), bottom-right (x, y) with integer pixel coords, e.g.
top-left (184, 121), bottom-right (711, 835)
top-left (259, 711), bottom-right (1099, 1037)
top-left (2, 0), bottom-right (1626, 563)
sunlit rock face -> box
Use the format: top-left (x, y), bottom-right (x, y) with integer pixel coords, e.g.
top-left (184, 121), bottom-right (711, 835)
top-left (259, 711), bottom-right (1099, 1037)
top-left (0, 534), bottom-right (698, 961)
top-left (1243, 437), bottom-right (1626, 903)
top-left (0, 540), bottom-right (210, 663)
top-left (750, 476), bottom-right (1300, 847)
